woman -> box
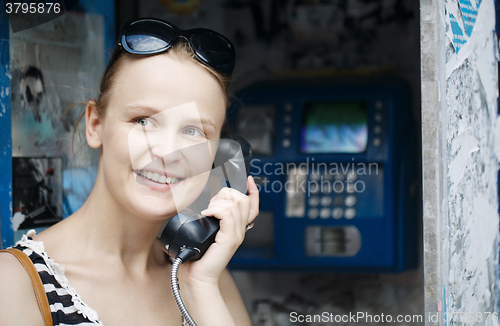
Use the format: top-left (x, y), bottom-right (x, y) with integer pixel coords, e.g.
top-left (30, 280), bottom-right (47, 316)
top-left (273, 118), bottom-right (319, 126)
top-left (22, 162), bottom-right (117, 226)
top-left (0, 18), bottom-right (259, 326)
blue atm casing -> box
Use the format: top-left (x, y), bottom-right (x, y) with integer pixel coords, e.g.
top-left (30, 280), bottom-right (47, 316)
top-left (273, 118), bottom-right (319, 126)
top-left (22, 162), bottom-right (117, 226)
top-left (227, 79), bottom-right (419, 272)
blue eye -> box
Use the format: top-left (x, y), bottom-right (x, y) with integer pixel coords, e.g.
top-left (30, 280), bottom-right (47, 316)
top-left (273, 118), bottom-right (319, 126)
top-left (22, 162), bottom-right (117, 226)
top-left (136, 118), bottom-right (154, 127)
top-left (184, 127), bottom-right (204, 137)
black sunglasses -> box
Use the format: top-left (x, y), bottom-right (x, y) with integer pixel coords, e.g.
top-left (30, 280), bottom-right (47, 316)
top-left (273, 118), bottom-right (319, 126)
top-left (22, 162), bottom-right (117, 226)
top-left (119, 18), bottom-right (236, 74)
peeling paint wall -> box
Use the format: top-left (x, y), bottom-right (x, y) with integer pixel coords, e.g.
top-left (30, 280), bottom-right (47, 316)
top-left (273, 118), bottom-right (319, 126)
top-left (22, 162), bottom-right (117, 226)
top-left (421, 0), bottom-right (499, 325)
top-left (444, 0), bottom-right (499, 323)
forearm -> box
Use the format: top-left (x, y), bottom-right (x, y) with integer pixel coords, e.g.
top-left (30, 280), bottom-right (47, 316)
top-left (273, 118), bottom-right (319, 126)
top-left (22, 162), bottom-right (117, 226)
top-left (182, 281), bottom-right (237, 326)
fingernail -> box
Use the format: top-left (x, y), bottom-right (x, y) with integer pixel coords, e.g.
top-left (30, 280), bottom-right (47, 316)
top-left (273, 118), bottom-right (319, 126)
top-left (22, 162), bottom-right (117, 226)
top-left (201, 209), bottom-right (208, 216)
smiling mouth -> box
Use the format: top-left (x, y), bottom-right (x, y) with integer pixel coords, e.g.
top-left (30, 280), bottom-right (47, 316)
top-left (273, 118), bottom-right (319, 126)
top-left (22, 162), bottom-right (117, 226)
top-left (134, 170), bottom-right (183, 185)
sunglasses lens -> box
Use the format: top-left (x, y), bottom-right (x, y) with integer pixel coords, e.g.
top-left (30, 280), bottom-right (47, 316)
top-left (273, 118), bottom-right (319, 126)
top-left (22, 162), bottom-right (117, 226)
top-left (191, 32), bottom-right (235, 73)
top-left (126, 21), bottom-right (175, 52)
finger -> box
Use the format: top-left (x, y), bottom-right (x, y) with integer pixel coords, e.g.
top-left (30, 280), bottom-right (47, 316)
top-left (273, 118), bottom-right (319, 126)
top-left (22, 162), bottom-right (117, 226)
top-left (203, 198), bottom-right (249, 237)
top-left (216, 186), bottom-right (252, 227)
top-left (210, 187), bottom-right (246, 203)
top-left (201, 200), bottom-right (235, 217)
top-left (247, 176), bottom-right (260, 223)
top-left (205, 202), bottom-right (243, 245)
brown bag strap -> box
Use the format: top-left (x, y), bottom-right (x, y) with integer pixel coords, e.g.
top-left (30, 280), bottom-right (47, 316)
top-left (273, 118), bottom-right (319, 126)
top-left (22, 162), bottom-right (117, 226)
top-left (1, 248), bottom-right (53, 326)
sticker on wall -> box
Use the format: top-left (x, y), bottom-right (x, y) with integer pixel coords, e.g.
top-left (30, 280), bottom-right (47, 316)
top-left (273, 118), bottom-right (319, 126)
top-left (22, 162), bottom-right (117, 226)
top-left (157, 0), bottom-right (204, 15)
top-left (12, 157), bottom-right (63, 231)
top-left (446, 0), bottom-right (481, 53)
top-left (19, 66), bottom-right (45, 122)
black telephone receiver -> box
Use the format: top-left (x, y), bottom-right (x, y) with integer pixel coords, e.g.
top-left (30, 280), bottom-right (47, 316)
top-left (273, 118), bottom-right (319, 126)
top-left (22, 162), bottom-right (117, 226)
top-left (158, 135), bottom-right (252, 262)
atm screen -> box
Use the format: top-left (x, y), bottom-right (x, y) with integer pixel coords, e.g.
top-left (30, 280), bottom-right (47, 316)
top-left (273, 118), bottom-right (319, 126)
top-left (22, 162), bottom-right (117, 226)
top-left (301, 102), bottom-right (368, 154)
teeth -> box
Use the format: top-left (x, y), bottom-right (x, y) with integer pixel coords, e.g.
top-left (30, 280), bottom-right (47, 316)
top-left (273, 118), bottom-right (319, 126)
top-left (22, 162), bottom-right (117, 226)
top-left (135, 170), bottom-right (180, 184)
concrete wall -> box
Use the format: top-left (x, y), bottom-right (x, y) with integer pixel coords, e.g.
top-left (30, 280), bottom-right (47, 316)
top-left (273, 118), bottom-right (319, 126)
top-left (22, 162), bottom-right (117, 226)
top-left (421, 0), bottom-right (499, 325)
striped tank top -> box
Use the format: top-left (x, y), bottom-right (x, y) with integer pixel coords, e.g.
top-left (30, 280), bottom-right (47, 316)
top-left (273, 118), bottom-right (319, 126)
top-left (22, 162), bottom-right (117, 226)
top-left (13, 230), bottom-right (187, 326)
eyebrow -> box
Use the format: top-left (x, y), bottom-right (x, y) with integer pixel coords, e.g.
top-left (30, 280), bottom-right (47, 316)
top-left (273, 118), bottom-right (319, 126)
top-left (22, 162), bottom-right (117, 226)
top-left (124, 105), bottom-right (161, 115)
top-left (125, 105), bottom-right (218, 133)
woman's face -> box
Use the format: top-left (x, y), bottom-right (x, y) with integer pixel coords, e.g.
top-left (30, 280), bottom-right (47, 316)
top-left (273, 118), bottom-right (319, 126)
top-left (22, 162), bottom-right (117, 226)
top-left (94, 51), bottom-right (226, 220)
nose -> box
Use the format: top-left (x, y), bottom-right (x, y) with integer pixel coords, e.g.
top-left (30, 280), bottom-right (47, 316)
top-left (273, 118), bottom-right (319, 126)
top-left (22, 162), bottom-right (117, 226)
top-left (142, 126), bottom-right (183, 164)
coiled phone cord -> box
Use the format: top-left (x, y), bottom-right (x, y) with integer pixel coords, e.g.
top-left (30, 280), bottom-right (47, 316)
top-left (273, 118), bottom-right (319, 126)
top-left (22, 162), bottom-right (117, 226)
top-left (171, 250), bottom-right (199, 326)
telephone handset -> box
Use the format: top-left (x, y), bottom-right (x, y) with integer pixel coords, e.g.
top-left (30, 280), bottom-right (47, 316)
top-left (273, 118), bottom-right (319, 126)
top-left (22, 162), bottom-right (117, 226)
top-left (159, 135), bottom-right (252, 326)
top-left (158, 134), bottom-right (252, 262)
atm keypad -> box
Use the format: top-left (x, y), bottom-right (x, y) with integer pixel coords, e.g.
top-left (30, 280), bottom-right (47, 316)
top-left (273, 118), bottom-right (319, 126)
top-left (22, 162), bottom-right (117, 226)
top-left (306, 170), bottom-right (358, 220)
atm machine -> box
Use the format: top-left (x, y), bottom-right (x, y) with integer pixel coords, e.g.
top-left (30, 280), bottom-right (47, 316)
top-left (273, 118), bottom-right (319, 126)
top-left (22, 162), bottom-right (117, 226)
top-left (228, 79), bottom-right (419, 272)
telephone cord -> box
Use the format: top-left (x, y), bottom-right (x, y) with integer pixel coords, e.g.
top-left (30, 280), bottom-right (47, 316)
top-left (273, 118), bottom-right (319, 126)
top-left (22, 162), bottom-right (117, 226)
top-left (171, 257), bottom-right (197, 326)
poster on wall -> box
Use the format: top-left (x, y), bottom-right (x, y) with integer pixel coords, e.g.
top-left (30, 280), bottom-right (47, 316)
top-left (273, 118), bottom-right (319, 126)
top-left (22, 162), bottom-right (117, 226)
top-left (10, 12), bottom-right (103, 168)
top-left (5, 11), bottom-right (106, 245)
top-left (12, 157), bottom-right (63, 231)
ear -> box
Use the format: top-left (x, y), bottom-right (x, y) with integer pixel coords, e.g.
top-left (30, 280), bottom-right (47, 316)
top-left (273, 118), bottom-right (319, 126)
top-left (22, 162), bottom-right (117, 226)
top-left (85, 101), bottom-right (103, 149)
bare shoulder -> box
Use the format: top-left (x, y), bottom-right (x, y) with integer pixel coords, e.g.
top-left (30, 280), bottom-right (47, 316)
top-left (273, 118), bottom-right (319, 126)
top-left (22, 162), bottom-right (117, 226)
top-left (0, 251), bottom-right (45, 326)
top-left (219, 268), bottom-right (252, 326)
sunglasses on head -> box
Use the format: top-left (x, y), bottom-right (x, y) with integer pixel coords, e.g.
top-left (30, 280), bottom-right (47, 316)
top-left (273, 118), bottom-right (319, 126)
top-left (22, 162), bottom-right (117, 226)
top-left (118, 18), bottom-right (236, 74)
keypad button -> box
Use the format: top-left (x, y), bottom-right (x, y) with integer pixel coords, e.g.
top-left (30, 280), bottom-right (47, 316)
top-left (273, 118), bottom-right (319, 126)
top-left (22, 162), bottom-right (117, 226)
top-left (334, 173), bottom-right (345, 181)
top-left (344, 208), bottom-right (356, 219)
top-left (332, 208), bottom-right (344, 219)
top-left (322, 185), bottom-right (332, 195)
top-left (282, 138), bottom-right (291, 148)
top-left (375, 100), bottom-right (384, 110)
top-left (320, 208), bottom-right (331, 219)
top-left (284, 127), bottom-right (292, 136)
top-left (308, 208), bottom-right (319, 219)
top-left (323, 172), bottom-right (333, 181)
top-left (346, 171), bottom-right (357, 181)
top-left (333, 196), bottom-right (344, 206)
top-left (284, 115), bottom-right (292, 124)
top-left (285, 102), bottom-right (293, 112)
top-left (333, 182), bottom-right (344, 193)
top-left (375, 113), bottom-right (383, 122)
top-left (310, 185), bottom-right (321, 195)
top-left (308, 196), bottom-right (320, 207)
top-left (346, 183), bottom-right (356, 193)
top-left (320, 196), bottom-right (332, 206)
top-left (310, 172), bottom-right (321, 182)
top-left (373, 137), bottom-right (381, 147)
top-left (345, 195), bottom-right (357, 207)
top-left (374, 125), bottom-right (382, 134)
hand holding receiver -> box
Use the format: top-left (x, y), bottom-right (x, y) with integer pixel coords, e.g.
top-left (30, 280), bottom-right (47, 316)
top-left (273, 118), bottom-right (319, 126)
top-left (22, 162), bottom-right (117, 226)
top-left (157, 135), bottom-right (257, 326)
top-left (158, 135), bottom-right (254, 263)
